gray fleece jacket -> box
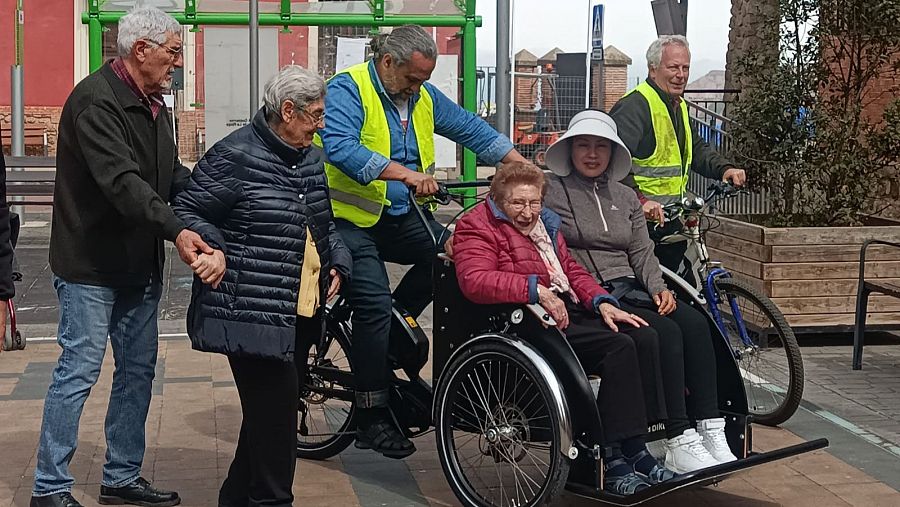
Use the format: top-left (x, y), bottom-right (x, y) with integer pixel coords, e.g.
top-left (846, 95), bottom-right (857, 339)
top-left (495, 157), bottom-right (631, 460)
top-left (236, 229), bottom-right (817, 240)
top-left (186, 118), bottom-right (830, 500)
top-left (544, 171), bottom-right (668, 296)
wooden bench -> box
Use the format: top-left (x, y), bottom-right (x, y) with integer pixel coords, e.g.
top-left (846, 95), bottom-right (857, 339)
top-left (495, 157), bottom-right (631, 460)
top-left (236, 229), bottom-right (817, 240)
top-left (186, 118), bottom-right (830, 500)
top-left (1, 124), bottom-right (49, 156)
top-left (852, 239), bottom-right (900, 370)
top-left (4, 155), bottom-right (55, 206)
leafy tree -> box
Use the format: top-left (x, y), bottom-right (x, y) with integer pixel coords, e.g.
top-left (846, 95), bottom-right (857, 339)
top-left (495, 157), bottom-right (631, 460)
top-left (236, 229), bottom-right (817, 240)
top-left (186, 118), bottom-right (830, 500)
top-left (730, 0), bottom-right (900, 226)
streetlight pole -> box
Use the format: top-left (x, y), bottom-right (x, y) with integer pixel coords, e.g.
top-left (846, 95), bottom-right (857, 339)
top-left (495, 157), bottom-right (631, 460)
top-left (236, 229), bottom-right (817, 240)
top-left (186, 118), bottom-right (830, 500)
top-left (496, 0), bottom-right (511, 138)
top-left (249, 0), bottom-right (259, 116)
top-left (10, 0), bottom-right (26, 222)
top-left (584, 0), bottom-right (593, 109)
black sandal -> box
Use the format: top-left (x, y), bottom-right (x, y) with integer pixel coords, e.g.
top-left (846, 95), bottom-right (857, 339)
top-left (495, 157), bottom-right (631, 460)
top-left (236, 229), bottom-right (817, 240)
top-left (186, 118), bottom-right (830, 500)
top-left (355, 420), bottom-right (416, 459)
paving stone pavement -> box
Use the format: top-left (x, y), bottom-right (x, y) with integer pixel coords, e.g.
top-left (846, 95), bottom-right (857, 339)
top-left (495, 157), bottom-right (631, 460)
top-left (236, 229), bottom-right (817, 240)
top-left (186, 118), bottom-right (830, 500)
top-left (796, 344), bottom-right (900, 447)
top-left (3, 338), bottom-right (900, 507)
top-left (3, 212), bottom-right (900, 506)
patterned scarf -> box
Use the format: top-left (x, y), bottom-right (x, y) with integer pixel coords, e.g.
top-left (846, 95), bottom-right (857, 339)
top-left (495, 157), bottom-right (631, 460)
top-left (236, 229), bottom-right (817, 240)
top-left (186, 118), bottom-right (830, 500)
top-left (528, 218), bottom-right (579, 304)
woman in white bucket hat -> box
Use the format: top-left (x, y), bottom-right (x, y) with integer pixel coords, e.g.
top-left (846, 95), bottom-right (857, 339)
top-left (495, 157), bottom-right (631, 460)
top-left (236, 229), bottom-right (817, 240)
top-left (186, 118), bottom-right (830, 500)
top-left (544, 110), bottom-right (738, 476)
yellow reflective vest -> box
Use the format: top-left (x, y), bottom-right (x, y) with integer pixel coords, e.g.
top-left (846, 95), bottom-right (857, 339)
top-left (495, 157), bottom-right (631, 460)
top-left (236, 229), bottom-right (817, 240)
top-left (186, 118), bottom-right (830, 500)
top-left (626, 81), bottom-right (693, 205)
top-left (313, 62), bottom-right (435, 228)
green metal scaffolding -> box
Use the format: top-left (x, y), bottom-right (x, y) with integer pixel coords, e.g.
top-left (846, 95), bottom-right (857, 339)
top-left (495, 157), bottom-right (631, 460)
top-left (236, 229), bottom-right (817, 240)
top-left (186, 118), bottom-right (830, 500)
top-left (82, 0), bottom-right (483, 184)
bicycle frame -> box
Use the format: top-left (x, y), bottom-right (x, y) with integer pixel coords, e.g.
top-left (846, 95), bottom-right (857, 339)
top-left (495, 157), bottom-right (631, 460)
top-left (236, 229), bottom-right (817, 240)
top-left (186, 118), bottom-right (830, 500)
top-left (659, 191), bottom-right (756, 352)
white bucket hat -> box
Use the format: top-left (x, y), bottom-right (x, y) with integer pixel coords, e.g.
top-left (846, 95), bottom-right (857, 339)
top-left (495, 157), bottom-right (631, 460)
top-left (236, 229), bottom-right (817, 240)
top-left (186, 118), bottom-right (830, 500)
top-left (544, 110), bottom-right (633, 182)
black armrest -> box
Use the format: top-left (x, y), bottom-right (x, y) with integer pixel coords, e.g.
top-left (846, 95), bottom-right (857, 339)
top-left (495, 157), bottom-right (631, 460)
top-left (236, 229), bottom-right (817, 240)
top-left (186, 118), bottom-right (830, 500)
top-left (858, 239), bottom-right (900, 284)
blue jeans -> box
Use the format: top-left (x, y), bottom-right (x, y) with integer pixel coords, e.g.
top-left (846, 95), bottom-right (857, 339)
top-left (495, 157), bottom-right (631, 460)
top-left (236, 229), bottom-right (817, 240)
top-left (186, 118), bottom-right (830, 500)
top-left (33, 275), bottom-right (162, 496)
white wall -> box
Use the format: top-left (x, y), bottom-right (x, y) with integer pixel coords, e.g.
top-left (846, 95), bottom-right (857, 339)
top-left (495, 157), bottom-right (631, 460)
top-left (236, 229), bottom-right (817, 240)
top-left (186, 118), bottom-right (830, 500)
top-left (203, 27), bottom-right (279, 148)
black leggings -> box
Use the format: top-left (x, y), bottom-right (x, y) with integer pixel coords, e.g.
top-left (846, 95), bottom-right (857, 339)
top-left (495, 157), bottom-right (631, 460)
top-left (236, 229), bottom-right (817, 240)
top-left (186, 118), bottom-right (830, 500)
top-left (619, 300), bottom-right (720, 438)
top-left (532, 302), bottom-right (665, 443)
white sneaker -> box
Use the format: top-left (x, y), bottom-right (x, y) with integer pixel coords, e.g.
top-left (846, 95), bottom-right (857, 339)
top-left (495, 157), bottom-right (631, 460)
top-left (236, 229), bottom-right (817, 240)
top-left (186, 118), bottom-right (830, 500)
top-left (697, 418), bottom-right (738, 464)
top-left (645, 438), bottom-right (667, 464)
top-left (664, 429), bottom-right (720, 473)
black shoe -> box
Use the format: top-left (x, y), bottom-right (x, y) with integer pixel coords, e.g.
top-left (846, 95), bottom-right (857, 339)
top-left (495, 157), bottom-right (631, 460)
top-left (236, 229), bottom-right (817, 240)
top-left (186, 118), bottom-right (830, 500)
top-left (30, 493), bottom-right (83, 507)
top-left (355, 420), bottom-right (416, 459)
top-left (98, 477), bottom-right (180, 507)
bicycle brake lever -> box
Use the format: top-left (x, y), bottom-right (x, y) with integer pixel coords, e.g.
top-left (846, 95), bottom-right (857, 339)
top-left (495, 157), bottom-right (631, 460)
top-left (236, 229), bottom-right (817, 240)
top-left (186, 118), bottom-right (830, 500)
top-left (433, 185), bottom-right (452, 206)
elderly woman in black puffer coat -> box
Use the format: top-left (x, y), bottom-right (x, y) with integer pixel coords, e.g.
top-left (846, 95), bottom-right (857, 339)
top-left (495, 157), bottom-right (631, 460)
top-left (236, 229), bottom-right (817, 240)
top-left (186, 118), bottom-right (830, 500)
top-left (172, 65), bottom-right (351, 507)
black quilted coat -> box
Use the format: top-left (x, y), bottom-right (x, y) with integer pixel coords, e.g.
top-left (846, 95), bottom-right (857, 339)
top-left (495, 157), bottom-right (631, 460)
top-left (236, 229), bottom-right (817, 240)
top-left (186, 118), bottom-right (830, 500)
top-left (173, 109), bottom-right (352, 361)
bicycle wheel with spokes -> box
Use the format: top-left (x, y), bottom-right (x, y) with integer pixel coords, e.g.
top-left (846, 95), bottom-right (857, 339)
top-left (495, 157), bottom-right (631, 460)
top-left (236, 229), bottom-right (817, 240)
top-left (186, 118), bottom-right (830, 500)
top-left (712, 277), bottom-right (804, 426)
top-left (434, 339), bottom-right (568, 507)
top-left (297, 327), bottom-right (356, 460)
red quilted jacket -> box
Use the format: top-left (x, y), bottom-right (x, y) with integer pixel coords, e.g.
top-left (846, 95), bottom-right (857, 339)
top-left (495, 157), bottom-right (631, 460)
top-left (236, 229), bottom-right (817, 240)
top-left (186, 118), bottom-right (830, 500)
top-left (452, 199), bottom-right (617, 312)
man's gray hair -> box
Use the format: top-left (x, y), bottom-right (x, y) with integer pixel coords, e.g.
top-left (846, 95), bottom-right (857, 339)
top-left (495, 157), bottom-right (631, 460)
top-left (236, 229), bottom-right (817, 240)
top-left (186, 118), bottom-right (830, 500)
top-left (117, 6), bottom-right (182, 57)
top-left (646, 35), bottom-right (690, 69)
top-left (263, 65), bottom-right (326, 124)
top-left (370, 25), bottom-right (438, 65)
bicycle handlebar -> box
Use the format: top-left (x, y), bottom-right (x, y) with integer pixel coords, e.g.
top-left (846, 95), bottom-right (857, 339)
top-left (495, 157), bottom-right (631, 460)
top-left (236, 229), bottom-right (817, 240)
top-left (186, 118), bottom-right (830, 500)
top-left (407, 179), bottom-right (492, 247)
top-left (431, 180), bottom-right (492, 206)
top-left (660, 181), bottom-right (746, 220)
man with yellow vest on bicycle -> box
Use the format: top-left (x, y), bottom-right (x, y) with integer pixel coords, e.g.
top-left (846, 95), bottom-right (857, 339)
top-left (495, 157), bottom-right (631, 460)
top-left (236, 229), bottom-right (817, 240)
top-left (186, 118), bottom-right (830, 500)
top-left (610, 35), bottom-right (746, 276)
top-left (317, 24), bottom-right (526, 459)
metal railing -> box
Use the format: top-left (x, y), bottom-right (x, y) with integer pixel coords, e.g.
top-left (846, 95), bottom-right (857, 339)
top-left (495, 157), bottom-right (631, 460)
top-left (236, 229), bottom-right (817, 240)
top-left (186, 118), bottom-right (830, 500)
top-left (683, 88), bottom-right (740, 119)
top-left (686, 100), bottom-right (732, 157)
top-left (514, 74), bottom-right (588, 133)
top-left (477, 69), bottom-right (595, 135)
top-left (685, 93), bottom-right (771, 215)
top-left (474, 76), bottom-right (770, 215)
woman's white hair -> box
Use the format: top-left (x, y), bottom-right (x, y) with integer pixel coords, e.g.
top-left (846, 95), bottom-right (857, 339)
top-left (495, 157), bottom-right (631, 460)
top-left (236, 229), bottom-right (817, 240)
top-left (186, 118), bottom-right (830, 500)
top-left (263, 65), bottom-right (326, 124)
top-left (117, 6), bottom-right (182, 57)
top-left (646, 35), bottom-right (690, 70)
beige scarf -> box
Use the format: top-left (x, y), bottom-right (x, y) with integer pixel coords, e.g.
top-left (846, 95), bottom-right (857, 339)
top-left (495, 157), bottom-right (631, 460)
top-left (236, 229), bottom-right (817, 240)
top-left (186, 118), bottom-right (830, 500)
top-left (528, 218), bottom-right (579, 304)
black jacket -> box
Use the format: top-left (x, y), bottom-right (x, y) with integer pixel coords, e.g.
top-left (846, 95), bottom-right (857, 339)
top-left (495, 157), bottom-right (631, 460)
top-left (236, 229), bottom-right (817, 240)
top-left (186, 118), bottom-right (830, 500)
top-left (610, 78), bottom-right (734, 192)
top-left (50, 62), bottom-right (190, 287)
top-left (173, 109), bottom-right (352, 361)
top-left (0, 156), bottom-right (14, 300)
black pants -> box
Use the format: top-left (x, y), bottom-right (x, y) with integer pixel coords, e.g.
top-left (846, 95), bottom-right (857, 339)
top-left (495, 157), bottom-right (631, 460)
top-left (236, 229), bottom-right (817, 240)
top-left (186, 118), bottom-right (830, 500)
top-left (335, 211), bottom-right (446, 401)
top-left (536, 302), bottom-right (664, 443)
top-left (218, 324), bottom-right (315, 507)
top-left (620, 300), bottom-right (720, 438)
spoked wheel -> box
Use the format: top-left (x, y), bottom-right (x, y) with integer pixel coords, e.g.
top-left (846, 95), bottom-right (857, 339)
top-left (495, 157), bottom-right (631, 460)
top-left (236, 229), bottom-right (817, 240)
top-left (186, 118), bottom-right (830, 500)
top-left (435, 340), bottom-right (569, 507)
top-left (297, 327), bottom-right (356, 460)
top-left (712, 277), bottom-right (804, 426)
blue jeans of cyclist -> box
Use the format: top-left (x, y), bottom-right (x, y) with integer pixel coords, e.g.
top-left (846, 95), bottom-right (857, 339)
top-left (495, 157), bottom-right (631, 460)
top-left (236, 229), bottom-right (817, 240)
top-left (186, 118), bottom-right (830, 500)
top-left (32, 275), bottom-right (161, 497)
top-left (334, 210), bottom-right (446, 407)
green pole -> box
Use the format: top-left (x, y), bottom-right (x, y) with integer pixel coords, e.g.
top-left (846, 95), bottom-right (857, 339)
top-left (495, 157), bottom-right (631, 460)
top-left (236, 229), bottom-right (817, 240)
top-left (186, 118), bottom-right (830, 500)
top-left (461, 13), bottom-right (478, 199)
top-left (89, 17), bottom-right (103, 72)
top-left (82, 12), bottom-right (481, 28)
top-left (88, 0), bottom-right (102, 72)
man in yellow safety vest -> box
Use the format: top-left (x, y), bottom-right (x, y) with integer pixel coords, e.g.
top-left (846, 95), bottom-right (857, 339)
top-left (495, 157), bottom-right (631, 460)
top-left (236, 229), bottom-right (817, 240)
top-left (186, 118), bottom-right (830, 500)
top-left (611, 35), bottom-right (746, 276)
top-left (317, 24), bottom-right (526, 459)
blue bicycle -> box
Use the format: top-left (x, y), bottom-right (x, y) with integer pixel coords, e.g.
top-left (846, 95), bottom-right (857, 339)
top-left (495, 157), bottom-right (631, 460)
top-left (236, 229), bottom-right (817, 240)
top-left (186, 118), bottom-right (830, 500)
top-left (656, 182), bottom-right (803, 427)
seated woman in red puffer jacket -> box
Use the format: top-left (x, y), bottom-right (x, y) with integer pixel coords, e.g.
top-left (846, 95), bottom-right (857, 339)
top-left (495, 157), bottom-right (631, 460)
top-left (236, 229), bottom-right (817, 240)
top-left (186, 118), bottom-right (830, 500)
top-left (451, 161), bottom-right (678, 495)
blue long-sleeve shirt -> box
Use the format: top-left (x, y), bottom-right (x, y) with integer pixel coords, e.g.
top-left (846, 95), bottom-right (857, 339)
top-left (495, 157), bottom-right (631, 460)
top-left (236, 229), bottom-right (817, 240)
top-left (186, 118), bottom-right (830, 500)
top-left (319, 60), bottom-right (514, 215)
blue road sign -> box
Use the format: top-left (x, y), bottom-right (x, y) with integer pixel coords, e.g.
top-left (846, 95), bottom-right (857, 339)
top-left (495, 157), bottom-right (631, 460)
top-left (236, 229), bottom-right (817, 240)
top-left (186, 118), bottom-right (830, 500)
top-left (592, 4), bottom-right (604, 51)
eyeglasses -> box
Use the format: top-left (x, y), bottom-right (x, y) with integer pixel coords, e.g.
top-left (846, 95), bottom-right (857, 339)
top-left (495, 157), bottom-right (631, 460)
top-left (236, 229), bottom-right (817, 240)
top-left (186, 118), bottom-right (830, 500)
top-left (144, 39), bottom-right (184, 58)
top-left (506, 199), bottom-right (543, 212)
top-left (301, 109), bottom-right (326, 125)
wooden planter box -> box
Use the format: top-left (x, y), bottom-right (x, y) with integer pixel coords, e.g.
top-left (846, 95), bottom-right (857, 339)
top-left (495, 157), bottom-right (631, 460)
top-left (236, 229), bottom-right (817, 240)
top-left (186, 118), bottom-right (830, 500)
top-left (706, 216), bottom-right (900, 329)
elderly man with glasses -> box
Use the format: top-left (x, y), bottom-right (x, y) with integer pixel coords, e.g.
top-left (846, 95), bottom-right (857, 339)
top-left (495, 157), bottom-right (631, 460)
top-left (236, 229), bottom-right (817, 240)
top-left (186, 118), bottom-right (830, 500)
top-left (30, 6), bottom-right (210, 507)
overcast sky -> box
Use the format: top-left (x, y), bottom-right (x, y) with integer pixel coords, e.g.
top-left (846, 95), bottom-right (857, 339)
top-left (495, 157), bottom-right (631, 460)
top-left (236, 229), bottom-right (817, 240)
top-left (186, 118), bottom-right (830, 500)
top-left (474, 0), bottom-right (733, 85)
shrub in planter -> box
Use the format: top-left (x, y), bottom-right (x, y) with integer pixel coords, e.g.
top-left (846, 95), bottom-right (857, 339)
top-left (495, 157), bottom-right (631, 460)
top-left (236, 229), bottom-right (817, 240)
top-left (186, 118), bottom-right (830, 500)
top-left (729, 0), bottom-right (900, 227)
